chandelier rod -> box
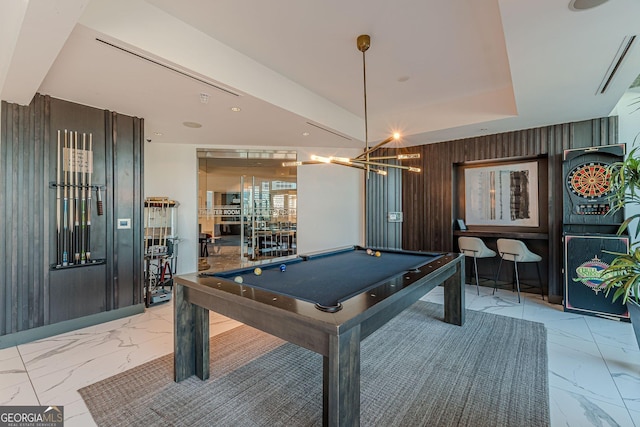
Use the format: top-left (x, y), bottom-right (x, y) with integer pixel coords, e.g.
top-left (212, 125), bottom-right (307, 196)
top-left (357, 34), bottom-right (372, 174)
top-left (282, 34), bottom-right (421, 174)
top-left (361, 38), bottom-right (369, 153)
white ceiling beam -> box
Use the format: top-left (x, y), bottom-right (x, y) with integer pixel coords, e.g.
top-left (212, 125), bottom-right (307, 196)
top-left (79, 0), bottom-right (364, 141)
top-left (0, 0), bottom-right (89, 106)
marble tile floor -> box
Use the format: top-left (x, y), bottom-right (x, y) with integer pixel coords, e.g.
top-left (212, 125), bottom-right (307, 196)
top-left (0, 284), bottom-right (638, 427)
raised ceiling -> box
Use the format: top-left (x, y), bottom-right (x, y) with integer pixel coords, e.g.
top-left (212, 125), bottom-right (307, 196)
top-left (2, 0), bottom-right (640, 151)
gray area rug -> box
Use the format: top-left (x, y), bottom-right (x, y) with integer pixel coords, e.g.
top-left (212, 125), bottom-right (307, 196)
top-left (79, 301), bottom-right (549, 426)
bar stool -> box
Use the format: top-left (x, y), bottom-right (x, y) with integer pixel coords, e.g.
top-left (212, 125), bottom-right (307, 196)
top-left (458, 236), bottom-right (497, 295)
top-left (494, 238), bottom-right (544, 303)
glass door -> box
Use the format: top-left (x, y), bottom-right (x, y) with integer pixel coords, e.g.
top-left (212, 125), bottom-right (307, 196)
top-left (197, 150), bottom-right (297, 271)
top-left (241, 176), bottom-right (297, 262)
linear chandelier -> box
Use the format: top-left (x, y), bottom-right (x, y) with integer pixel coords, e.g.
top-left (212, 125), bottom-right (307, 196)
top-left (283, 34), bottom-right (421, 176)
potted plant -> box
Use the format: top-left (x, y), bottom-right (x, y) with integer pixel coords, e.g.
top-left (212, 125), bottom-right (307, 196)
top-left (603, 145), bottom-right (640, 348)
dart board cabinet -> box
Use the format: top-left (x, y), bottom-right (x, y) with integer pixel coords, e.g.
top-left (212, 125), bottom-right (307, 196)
top-left (562, 144), bottom-right (627, 319)
top-left (562, 144), bottom-right (625, 226)
top-left (564, 234), bottom-right (629, 320)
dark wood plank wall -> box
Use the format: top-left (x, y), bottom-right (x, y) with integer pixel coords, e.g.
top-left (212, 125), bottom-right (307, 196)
top-left (0, 94), bottom-right (145, 337)
top-left (390, 117), bottom-right (618, 301)
top-left (365, 151), bottom-right (403, 249)
top-left (0, 95), bottom-right (49, 334)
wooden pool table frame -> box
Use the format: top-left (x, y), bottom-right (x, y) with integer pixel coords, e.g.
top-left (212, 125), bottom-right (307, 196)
top-left (173, 248), bottom-right (465, 426)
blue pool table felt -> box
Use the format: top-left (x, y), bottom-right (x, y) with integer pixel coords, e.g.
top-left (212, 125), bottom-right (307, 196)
top-left (212, 248), bottom-right (441, 308)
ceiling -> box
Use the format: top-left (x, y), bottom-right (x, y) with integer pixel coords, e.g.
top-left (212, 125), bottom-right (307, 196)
top-left (2, 0), bottom-right (640, 152)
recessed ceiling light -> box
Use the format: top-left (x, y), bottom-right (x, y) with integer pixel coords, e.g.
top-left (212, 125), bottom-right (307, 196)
top-left (397, 76), bottom-right (410, 83)
top-left (302, 132), bottom-right (310, 136)
top-left (568, 0), bottom-right (609, 11)
top-left (183, 121), bottom-right (202, 128)
top-left (230, 107), bottom-right (241, 112)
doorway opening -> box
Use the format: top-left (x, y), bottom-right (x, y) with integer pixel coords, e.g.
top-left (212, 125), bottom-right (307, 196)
top-left (197, 149), bottom-right (297, 272)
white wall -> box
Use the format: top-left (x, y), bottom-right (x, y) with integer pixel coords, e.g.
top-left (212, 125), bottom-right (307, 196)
top-left (295, 146), bottom-right (364, 254)
top-left (144, 142), bottom-right (364, 273)
top-left (144, 142), bottom-right (199, 274)
top-left (615, 90), bottom-right (640, 241)
top-left (616, 90), bottom-right (640, 147)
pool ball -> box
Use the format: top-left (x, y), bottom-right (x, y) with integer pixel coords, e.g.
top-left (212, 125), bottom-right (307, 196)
top-left (233, 276), bottom-right (243, 283)
top-left (254, 267), bottom-right (262, 276)
top-left (366, 248), bottom-right (373, 255)
top-left (375, 251), bottom-right (381, 257)
top-left (279, 264), bottom-right (287, 272)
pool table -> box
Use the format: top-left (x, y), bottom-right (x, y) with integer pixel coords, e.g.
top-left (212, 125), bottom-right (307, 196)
top-left (173, 246), bottom-right (465, 426)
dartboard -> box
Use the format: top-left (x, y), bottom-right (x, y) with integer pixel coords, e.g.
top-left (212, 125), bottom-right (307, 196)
top-left (566, 162), bottom-right (610, 199)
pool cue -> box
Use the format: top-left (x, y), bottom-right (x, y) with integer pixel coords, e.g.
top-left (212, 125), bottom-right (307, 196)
top-left (143, 204), bottom-right (148, 255)
top-left (80, 133), bottom-right (87, 264)
top-left (62, 130), bottom-right (69, 266)
top-left (86, 134), bottom-right (92, 262)
top-left (56, 130), bottom-right (62, 266)
top-left (68, 131), bottom-right (73, 263)
top-left (161, 198), bottom-right (167, 251)
top-left (68, 131), bottom-right (74, 263)
top-left (73, 131), bottom-right (80, 264)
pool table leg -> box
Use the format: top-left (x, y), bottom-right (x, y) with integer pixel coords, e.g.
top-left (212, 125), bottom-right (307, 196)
top-left (323, 325), bottom-right (361, 427)
top-left (444, 256), bottom-right (465, 326)
top-left (174, 283), bottom-right (210, 382)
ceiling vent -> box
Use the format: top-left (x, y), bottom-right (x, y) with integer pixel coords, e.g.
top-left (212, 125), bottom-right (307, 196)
top-left (95, 38), bottom-right (240, 97)
top-left (597, 35), bottom-right (636, 94)
top-left (305, 122), bottom-right (352, 141)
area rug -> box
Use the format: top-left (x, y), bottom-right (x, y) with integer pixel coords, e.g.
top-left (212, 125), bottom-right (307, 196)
top-left (79, 302), bottom-right (549, 426)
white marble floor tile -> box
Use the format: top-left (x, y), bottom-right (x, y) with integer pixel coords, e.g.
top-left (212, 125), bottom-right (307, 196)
top-left (550, 386), bottom-right (636, 427)
top-left (585, 314), bottom-right (639, 352)
top-left (544, 315), bottom-right (598, 344)
top-left (522, 296), bottom-right (570, 321)
top-left (0, 345), bottom-right (21, 362)
top-left (548, 333), bottom-right (626, 407)
top-left (0, 379), bottom-right (39, 406)
top-left (0, 346), bottom-right (38, 405)
top-left (64, 411), bottom-right (97, 427)
top-left (28, 332), bottom-right (174, 404)
top-left (419, 284), bottom-right (444, 303)
top-left (466, 293), bottom-right (526, 319)
top-left (0, 347), bottom-right (27, 373)
top-left (146, 300), bottom-right (174, 323)
top-left (0, 369), bottom-right (32, 393)
top-left (20, 316), bottom-right (173, 378)
top-left (596, 343), bottom-right (640, 413)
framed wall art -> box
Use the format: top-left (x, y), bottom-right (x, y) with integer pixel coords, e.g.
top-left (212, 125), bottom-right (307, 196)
top-left (464, 161), bottom-right (539, 227)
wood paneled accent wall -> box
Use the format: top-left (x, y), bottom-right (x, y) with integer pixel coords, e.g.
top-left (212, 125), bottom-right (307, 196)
top-left (366, 117), bottom-right (618, 302)
top-left (365, 151), bottom-right (403, 249)
top-left (0, 94), bottom-right (144, 338)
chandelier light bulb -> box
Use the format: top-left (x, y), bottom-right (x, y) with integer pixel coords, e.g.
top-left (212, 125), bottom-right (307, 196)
top-left (310, 155), bottom-right (331, 163)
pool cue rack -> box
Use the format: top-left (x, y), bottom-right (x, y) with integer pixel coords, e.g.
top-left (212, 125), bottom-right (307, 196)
top-left (50, 129), bottom-right (106, 270)
top-left (144, 197), bottom-right (179, 307)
